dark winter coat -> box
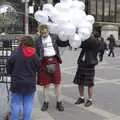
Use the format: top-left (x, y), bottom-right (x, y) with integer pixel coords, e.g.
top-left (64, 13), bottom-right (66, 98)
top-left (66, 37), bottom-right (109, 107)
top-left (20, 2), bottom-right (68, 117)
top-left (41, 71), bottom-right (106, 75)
top-left (35, 34), bottom-right (69, 64)
top-left (77, 37), bottom-right (100, 66)
top-left (107, 37), bottom-right (116, 49)
top-left (99, 40), bottom-right (107, 52)
top-left (6, 47), bottom-right (40, 94)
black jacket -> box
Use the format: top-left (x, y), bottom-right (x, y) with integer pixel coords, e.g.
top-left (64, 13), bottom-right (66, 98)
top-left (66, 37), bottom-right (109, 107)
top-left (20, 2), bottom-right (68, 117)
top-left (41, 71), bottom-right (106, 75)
top-left (7, 47), bottom-right (39, 94)
top-left (99, 41), bottom-right (107, 52)
top-left (107, 37), bottom-right (116, 49)
top-left (77, 38), bottom-right (100, 66)
top-left (35, 34), bottom-right (69, 64)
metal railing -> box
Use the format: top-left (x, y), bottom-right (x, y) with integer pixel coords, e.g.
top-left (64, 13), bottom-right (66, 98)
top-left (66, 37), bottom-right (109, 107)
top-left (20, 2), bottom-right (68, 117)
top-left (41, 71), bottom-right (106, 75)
top-left (0, 37), bottom-right (19, 101)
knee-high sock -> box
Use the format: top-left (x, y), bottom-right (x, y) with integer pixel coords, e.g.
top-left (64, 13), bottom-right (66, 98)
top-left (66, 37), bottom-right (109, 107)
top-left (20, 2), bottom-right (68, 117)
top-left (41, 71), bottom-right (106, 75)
top-left (43, 86), bottom-right (49, 102)
top-left (54, 85), bottom-right (61, 102)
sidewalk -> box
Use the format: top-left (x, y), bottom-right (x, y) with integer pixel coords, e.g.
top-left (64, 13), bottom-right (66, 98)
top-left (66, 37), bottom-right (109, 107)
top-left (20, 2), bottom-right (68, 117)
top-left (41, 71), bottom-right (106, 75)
top-left (1, 49), bottom-right (120, 120)
top-left (32, 88), bottom-right (54, 120)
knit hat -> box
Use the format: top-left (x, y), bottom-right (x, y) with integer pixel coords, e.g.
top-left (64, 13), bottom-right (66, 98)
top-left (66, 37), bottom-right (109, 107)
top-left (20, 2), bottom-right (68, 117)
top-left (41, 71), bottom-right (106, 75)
top-left (20, 36), bottom-right (35, 47)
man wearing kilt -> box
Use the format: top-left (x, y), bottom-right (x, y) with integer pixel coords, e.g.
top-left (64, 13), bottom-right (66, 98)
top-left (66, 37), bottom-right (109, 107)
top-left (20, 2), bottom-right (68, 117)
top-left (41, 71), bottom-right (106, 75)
top-left (73, 32), bottom-right (100, 107)
top-left (36, 24), bottom-right (69, 111)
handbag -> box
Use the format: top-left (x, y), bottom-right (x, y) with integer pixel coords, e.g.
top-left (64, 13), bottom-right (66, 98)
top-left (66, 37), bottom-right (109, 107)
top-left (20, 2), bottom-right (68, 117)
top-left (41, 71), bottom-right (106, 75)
top-left (46, 64), bottom-right (56, 74)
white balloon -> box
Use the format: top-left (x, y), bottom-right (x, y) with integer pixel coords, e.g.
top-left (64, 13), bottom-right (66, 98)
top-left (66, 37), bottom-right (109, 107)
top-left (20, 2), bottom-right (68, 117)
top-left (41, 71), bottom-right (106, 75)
top-left (78, 21), bottom-right (93, 30)
top-left (69, 34), bottom-right (82, 48)
top-left (60, 0), bottom-right (72, 2)
top-left (70, 33), bottom-right (81, 41)
top-left (69, 40), bottom-right (82, 49)
top-left (79, 28), bottom-right (92, 41)
top-left (86, 15), bottom-right (95, 24)
top-left (43, 4), bottom-right (53, 12)
top-left (34, 0), bottom-right (95, 47)
top-left (34, 10), bottom-right (48, 24)
top-left (58, 31), bottom-right (69, 41)
top-left (55, 3), bottom-right (70, 12)
top-left (68, 34), bottom-right (74, 40)
top-left (54, 14), bottom-right (70, 24)
top-left (70, 10), bottom-right (86, 27)
top-left (47, 23), bottom-right (59, 34)
top-left (48, 8), bottom-right (59, 22)
top-left (60, 23), bottom-right (76, 36)
top-left (70, 1), bottom-right (85, 10)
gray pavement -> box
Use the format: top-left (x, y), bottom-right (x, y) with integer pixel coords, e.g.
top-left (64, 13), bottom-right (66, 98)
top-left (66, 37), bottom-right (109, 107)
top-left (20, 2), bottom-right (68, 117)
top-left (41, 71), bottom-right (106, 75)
top-left (1, 47), bottom-right (120, 120)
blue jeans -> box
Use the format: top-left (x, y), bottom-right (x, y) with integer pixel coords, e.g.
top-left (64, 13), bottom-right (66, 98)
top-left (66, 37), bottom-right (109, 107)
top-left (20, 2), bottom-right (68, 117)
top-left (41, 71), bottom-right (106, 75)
top-left (10, 92), bottom-right (34, 120)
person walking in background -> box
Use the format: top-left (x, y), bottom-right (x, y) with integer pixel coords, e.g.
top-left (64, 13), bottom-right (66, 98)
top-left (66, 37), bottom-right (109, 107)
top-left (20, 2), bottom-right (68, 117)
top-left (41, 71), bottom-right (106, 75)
top-left (36, 24), bottom-right (69, 112)
top-left (107, 34), bottom-right (116, 57)
top-left (73, 32), bottom-right (100, 107)
top-left (99, 37), bottom-right (107, 61)
top-left (6, 36), bottom-right (39, 120)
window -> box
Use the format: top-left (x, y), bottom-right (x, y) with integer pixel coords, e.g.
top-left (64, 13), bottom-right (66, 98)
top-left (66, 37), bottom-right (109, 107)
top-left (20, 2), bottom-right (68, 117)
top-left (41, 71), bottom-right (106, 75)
top-left (90, 0), bottom-right (96, 15)
top-left (97, 0), bottom-right (103, 21)
top-left (116, 0), bottom-right (120, 22)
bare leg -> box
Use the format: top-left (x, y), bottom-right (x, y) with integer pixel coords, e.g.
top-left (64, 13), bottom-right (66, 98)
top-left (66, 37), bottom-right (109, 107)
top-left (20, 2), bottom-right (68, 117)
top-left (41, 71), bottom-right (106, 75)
top-left (78, 85), bottom-right (84, 98)
top-left (88, 86), bottom-right (93, 100)
top-left (55, 84), bottom-right (64, 111)
top-left (43, 85), bottom-right (49, 102)
top-left (75, 85), bottom-right (84, 104)
top-left (84, 86), bottom-right (93, 107)
top-left (54, 84), bottom-right (61, 102)
top-left (41, 85), bottom-right (50, 111)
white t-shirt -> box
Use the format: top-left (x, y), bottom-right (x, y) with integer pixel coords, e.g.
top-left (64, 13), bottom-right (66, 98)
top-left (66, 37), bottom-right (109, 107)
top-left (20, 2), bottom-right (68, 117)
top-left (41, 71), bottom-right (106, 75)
top-left (42, 35), bottom-right (56, 57)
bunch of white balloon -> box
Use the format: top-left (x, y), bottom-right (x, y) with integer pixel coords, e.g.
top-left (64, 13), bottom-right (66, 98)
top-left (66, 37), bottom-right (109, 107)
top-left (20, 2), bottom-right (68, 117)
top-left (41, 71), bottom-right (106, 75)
top-left (34, 0), bottom-right (95, 49)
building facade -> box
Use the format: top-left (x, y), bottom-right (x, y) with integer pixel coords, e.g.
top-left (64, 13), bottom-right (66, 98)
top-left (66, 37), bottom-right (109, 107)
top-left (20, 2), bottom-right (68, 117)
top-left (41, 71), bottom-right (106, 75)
top-left (85, 0), bottom-right (120, 40)
top-left (1, 0), bottom-right (120, 39)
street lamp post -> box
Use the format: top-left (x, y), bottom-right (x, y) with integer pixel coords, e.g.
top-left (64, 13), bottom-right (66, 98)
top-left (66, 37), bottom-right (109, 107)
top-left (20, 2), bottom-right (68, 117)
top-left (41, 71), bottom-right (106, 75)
top-left (22, 0), bottom-right (29, 35)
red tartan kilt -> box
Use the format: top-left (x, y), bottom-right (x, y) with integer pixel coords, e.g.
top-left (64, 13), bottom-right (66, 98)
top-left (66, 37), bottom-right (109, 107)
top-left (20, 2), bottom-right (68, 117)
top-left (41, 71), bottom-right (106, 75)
top-left (37, 56), bottom-right (61, 86)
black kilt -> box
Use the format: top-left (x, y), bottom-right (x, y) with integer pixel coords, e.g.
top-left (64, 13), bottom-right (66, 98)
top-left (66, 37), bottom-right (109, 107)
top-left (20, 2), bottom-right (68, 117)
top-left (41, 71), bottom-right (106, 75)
top-left (73, 62), bottom-right (95, 86)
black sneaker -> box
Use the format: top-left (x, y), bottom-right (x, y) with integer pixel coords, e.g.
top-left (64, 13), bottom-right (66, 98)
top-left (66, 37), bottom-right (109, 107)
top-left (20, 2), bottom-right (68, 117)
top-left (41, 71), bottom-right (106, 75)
top-left (56, 101), bottom-right (64, 112)
top-left (41, 102), bottom-right (49, 111)
top-left (75, 98), bottom-right (85, 104)
top-left (84, 100), bottom-right (92, 107)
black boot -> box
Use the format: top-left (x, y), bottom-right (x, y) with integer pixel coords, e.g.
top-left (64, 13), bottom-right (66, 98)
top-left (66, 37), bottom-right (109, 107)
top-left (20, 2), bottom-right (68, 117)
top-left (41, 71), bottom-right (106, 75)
top-left (84, 100), bottom-right (92, 107)
top-left (56, 101), bottom-right (64, 112)
top-left (75, 97), bottom-right (85, 104)
top-left (41, 102), bottom-right (49, 111)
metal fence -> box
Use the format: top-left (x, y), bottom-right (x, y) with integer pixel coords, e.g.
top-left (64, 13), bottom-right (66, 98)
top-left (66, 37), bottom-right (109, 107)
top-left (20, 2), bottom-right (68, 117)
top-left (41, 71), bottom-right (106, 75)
top-left (0, 36), bottom-right (20, 101)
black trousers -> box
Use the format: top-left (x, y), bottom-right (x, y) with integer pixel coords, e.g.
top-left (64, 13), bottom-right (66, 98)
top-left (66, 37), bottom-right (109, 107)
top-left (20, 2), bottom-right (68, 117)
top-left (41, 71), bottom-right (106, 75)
top-left (108, 48), bottom-right (115, 57)
top-left (99, 51), bottom-right (104, 61)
